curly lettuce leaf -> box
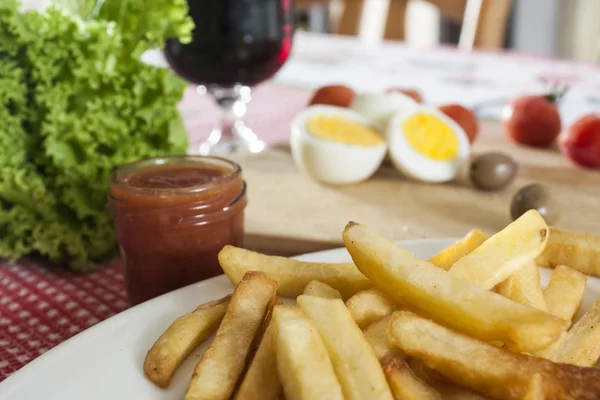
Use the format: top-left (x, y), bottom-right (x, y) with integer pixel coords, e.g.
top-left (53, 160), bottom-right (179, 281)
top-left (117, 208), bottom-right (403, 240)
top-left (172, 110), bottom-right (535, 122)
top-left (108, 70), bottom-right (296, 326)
top-left (0, 60), bottom-right (31, 167)
top-left (0, 1), bottom-right (191, 271)
top-left (97, 0), bottom-right (193, 50)
top-left (57, 0), bottom-right (194, 56)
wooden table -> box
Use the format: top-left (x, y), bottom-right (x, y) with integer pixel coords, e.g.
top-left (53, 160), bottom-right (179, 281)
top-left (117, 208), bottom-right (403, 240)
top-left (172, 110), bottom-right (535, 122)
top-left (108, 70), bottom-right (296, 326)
top-left (235, 121), bottom-right (600, 256)
top-left (181, 32), bottom-right (600, 256)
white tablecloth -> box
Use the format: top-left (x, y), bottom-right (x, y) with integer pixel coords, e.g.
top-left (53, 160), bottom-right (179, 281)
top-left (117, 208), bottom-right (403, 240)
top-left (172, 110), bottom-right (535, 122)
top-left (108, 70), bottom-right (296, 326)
top-left (275, 33), bottom-right (600, 125)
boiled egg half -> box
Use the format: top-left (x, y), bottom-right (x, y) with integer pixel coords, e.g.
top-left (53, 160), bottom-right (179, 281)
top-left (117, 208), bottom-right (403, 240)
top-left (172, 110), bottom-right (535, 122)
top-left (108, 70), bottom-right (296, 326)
top-left (350, 92), bottom-right (419, 131)
top-left (387, 106), bottom-right (470, 182)
top-left (291, 105), bottom-right (387, 184)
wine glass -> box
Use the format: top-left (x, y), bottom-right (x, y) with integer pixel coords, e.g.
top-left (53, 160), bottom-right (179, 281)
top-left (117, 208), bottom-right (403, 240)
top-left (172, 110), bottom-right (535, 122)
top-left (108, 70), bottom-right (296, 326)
top-left (165, 0), bottom-right (295, 155)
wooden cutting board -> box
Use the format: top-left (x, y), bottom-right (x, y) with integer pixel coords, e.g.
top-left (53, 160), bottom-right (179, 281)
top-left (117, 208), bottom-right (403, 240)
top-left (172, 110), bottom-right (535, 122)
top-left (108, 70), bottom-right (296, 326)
top-left (232, 122), bottom-right (600, 257)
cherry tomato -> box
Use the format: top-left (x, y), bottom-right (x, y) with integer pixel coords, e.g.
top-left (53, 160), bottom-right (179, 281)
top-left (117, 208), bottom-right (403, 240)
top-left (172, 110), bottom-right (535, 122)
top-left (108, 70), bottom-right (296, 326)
top-left (308, 85), bottom-right (356, 108)
top-left (502, 95), bottom-right (561, 147)
top-left (438, 104), bottom-right (479, 144)
top-left (385, 88), bottom-right (423, 103)
top-left (560, 114), bottom-right (600, 169)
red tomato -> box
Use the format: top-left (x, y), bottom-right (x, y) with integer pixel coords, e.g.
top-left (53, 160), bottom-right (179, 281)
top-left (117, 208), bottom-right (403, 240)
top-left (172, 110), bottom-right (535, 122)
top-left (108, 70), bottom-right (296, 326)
top-left (438, 104), bottom-right (479, 144)
top-left (308, 85), bottom-right (356, 108)
top-left (502, 95), bottom-right (561, 147)
top-left (560, 114), bottom-right (600, 169)
top-left (385, 88), bottom-right (424, 103)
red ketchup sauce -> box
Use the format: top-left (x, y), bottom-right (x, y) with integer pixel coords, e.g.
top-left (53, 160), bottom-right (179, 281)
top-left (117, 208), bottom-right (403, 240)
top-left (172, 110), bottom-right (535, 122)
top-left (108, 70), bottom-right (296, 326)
top-left (110, 156), bottom-right (246, 305)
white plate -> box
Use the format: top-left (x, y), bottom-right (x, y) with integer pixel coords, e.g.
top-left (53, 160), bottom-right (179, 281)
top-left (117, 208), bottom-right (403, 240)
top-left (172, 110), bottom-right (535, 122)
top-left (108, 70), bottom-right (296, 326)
top-left (1, 238), bottom-right (599, 399)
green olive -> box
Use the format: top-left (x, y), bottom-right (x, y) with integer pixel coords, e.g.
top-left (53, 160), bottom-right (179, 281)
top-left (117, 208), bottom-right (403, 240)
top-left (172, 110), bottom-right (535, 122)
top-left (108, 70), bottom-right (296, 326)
top-left (469, 152), bottom-right (518, 191)
top-left (510, 183), bottom-right (559, 224)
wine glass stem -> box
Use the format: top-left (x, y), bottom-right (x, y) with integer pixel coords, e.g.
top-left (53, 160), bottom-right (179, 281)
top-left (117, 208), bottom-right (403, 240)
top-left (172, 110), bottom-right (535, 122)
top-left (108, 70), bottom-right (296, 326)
top-left (197, 85), bottom-right (265, 155)
top-left (211, 85), bottom-right (251, 140)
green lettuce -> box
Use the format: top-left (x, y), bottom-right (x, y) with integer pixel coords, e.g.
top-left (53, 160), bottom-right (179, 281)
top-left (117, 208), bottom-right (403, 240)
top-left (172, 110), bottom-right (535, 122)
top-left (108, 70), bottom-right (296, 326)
top-left (0, 0), bottom-right (193, 270)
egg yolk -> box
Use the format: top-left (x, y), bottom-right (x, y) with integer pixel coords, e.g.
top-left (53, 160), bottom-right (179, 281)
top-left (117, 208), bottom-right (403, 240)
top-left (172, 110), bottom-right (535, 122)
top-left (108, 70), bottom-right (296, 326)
top-left (403, 113), bottom-right (459, 161)
top-left (306, 116), bottom-right (384, 146)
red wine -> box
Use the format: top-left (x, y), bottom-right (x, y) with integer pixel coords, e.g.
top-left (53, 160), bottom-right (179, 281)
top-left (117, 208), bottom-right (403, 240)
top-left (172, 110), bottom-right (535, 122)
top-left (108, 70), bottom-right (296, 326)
top-left (165, 0), bottom-right (294, 87)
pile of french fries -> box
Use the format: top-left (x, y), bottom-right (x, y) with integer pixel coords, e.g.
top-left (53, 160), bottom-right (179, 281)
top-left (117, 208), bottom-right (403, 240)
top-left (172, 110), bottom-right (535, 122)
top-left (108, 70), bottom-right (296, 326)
top-left (144, 209), bottom-right (600, 400)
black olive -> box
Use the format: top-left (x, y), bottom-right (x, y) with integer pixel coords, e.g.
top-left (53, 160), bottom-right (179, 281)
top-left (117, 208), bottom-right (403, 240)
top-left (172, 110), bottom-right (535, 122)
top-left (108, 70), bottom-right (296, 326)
top-left (511, 183), bottom-right (559, 224)
top-left (469, 152), bottom-right (518, 191)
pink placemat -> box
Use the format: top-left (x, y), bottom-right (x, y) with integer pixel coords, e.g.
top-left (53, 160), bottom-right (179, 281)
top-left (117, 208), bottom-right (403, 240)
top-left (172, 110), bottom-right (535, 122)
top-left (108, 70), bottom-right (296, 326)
top-left (179, 84), bottom-right (311, 147)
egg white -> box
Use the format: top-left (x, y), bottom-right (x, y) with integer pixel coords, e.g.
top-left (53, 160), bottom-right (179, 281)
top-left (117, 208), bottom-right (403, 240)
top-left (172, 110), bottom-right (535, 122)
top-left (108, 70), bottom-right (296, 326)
top-left (350, 92), bottom-right (419, 131)
top-left (290, 105), bottom-right (387, 185)
top-left (387, 106), bottom-right (471, 183)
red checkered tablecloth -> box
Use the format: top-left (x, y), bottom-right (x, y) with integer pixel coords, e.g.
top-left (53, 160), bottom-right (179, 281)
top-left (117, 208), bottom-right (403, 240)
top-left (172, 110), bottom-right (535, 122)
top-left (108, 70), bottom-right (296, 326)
top-left (0, 260), bottom-right (127, 381)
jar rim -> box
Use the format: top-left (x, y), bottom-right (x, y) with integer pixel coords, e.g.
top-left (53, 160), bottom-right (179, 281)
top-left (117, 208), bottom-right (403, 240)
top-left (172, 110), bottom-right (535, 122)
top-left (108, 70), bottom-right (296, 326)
top-left (111, 155), bottom-right (242, 196)
top-left (109, 181), bottom-right (247, 230)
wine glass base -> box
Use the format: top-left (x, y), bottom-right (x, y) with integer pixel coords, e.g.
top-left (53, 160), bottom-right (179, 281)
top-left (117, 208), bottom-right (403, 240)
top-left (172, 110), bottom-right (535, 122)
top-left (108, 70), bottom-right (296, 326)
top-left (191, 85), bottom-right (267, 156)
top-left (197, 128), bottom-right (266, 156)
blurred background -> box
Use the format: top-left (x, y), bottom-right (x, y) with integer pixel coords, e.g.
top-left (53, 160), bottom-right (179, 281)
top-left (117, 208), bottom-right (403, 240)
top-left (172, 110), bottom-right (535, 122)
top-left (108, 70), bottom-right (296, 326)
top-left (22, 0), bottom-right (600, 60)
top-left (294, 0), bottom-right (600, 60)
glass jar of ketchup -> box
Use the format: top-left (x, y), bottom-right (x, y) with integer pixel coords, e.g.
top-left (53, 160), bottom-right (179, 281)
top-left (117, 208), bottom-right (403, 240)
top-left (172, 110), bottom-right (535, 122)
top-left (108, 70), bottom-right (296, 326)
top-left (109, 156), bottom-right (246, 305)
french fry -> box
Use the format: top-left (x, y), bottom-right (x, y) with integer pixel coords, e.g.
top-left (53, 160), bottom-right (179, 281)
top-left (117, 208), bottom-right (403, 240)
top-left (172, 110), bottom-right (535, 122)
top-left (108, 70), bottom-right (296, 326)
top-left (234, 302), bottom-right (283, 400)
top-left (448, 210), bottom-right (549, 289)
top-left (185, 272), bottom-right (277, 400)
top-left (536, 227), bottom-right (600, 277)
top-left (387, 311), bottom-right (600, 400)
top-left (434, 384), bottom-right (493, 400)
top-left (363, 314), bottom-right (400, 361)
top-left (383, 357), bottom-right (442, 400)
top-left (343, 222), bottom-right (567, 352)
top-left (303, 280), bottom-right (343, 299)
top-left (220, 226), bottom-right (488, 302)
top-left (144, 296), bottom-right (230, 388)
top-left (523, 374), bottom-right (544, 400)
top-left (532, 332), bottom-right (567, 360)
top-left (543, 265), bottom-right (587, 323)
top-left (408, 358), bottom-right (447, 385)
top-left (552, 299), bottom-right (600, 367)
top-left (428, 229), bottom-right (489, 270)
top-left (496, 262), bottom-right (546, 311)
top-left (346, 288), bottom-right (395, 329)
top-left (297, 295), bottom-right (394, 400)
top-left (409, 345), bottom-right (495, 397)
top-left (409, 351), bottom-right (501, 398)
top-left (346, 233), bottom-right (488, 329)
top-left (533, 264), bottom-right (584, 373)
top-left (219, 245), bottom-right (371, 299)
top-left (410, 359), bottom-right (490, 400)
top-left (272, 305), bottom-right (344, 400)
